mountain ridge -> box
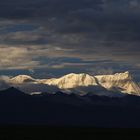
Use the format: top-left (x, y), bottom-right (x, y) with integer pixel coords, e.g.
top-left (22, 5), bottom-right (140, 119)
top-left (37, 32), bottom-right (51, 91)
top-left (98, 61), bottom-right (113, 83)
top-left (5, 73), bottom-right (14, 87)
top-left (5, 71), bottom-right (140, 96)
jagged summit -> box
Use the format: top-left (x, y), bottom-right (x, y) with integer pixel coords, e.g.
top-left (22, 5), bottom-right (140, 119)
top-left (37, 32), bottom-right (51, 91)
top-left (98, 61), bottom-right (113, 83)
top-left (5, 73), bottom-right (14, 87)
top-left (44, 71), bottom-right (140, 95)
top-left (95, 71), bottom-right (139, 95)
top-left (95, 71), bottom-right (132, 81)
top-left (0, 87), bottom-right (26, 96)
top-left (8, 71), bottom-right (140, 96)
top-left (44, 73), bottom-right (98, 89)
top-left (114, 71), bottom-right (132, 80)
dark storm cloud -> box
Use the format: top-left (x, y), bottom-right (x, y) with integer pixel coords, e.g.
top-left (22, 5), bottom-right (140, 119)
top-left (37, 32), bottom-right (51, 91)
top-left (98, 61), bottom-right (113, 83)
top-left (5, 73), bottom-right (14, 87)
top-left (0, 0), bottom-right (139, 78)
top-left (1, 0), bottom-right (140, 19)
top-left (1, 0), bottom-right (140, 43)
top-left (0, 0), bottom-right (102, 19)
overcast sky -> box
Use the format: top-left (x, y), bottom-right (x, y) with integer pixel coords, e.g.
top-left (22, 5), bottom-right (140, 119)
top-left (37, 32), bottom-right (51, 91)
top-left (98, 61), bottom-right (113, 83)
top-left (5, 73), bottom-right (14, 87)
top-left (0, 0), bottom-right (139, 80)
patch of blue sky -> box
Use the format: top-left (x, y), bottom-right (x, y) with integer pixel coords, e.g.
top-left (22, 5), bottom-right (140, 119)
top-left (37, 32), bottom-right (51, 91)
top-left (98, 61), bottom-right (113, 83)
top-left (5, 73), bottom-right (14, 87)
top-left (35, 57), bottom-right (83, 65)
top-left (0, 23), bottom-right (39, 33)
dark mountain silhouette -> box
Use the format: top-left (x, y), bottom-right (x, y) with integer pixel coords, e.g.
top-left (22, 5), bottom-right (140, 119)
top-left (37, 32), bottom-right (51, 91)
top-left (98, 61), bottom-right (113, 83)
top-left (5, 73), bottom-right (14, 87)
top-left (0, 87), bottom-right (27, 96)
top-left (0, 87), bottom-right (140, 127)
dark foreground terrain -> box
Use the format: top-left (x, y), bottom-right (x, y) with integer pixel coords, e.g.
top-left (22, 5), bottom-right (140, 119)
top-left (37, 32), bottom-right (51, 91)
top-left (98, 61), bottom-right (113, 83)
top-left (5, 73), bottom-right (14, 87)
top-left (0, 87), bottom-right (140, 128)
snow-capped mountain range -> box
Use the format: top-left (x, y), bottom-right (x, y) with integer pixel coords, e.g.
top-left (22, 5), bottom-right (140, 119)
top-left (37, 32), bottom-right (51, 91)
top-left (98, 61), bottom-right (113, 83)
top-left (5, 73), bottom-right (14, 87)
top-left (7, 71), bottom-right (140, 96)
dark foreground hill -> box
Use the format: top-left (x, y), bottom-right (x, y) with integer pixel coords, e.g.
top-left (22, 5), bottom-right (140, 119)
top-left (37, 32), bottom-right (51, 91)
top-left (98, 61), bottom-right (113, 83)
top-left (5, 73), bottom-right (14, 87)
top-left (0, 87), bottom-right (140, 127)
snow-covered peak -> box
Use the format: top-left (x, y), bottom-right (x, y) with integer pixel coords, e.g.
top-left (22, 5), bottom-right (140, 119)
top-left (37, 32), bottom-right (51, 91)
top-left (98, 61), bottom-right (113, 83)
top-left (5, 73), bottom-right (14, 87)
top-left (8, 71), bottom-right (140, 96)
top-left (95, 71), bottom-right (140, 95)
top-left (37, 72), bottom-right (140, 95)
top-left (95, 71), bottom-right (132, 81)
top-left (114, 71), bottom-right (132, 80)
top-left (10, 75), bottom-right (35, 84)
top-left (44, 73), bottom-right (98, 89)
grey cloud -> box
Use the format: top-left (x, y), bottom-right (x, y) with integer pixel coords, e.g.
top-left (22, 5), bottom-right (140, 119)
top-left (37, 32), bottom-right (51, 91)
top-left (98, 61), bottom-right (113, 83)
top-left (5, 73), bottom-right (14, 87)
top-left (0, 0), bottom-right (139, 80)
top-left (0, 0), bottom-right (102, 19)
top-left (0, 76), bottom-right (11, 90)
top-left (15, 83), bottom-right (60, 94)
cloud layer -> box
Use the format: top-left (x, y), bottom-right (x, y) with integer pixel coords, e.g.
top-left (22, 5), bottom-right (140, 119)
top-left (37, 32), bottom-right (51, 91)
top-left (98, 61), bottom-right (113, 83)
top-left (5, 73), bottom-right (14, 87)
top-left (0, 0), bottom-right (139, 79)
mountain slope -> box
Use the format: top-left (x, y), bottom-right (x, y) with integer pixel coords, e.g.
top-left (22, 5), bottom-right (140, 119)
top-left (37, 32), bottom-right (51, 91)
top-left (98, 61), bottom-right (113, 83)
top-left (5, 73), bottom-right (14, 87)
top-left (40, 73), bottom-right (98, 89)
top-left (9, 71), bottom-right (140, 96)
top-left (95, 71), bottom-right (140, 95)
top-left (39, 71), bottom-right (140, 95)
top-left (1, 87), bottom-right (140, 127)
top-left (10, 75), bottom-right (35, 84)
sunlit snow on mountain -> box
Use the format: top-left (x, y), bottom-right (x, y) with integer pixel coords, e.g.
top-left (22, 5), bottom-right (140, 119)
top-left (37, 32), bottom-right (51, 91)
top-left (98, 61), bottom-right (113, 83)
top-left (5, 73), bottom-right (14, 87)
top-left (0, 71), bottom-right (139, 97)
